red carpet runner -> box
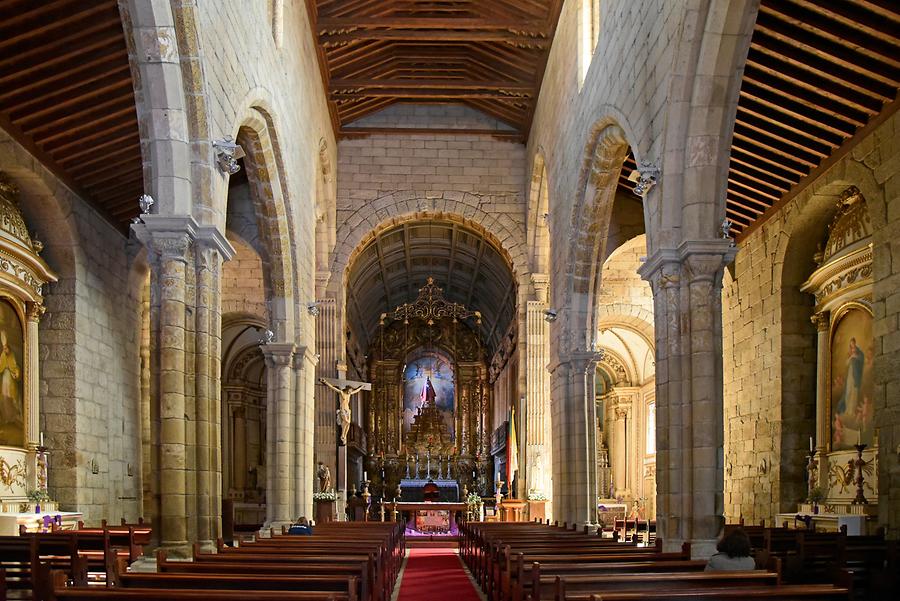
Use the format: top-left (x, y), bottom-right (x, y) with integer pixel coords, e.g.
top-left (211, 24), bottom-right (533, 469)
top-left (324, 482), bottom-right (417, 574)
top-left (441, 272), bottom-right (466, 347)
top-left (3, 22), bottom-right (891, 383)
top-left (396, 547), bottom-right (482, 601)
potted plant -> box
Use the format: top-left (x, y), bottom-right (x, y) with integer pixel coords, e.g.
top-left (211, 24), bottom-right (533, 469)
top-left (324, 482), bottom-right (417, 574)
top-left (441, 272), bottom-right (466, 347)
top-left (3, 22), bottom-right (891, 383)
top-left (27, 489), bottom-right (51, 513)
top-left (808, 486), bottom-right (826, 514)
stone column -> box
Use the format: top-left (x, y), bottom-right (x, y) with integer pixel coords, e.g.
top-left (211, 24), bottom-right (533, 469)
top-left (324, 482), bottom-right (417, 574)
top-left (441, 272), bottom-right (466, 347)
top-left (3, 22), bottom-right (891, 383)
top-left (609, 397), bottom-right (630, 498)
top-left (550, 351), bottom-right (602, 528)
top-left (294, 347), bottom-right (318, 520)
top-left (233, 407), bottom-right (247, 492)
top-left (261, 343), bottom-right (296, 529)
top-left (639, 240), bottom-right (735, 559)
top-left (148, 231), bottom-right (191, 554)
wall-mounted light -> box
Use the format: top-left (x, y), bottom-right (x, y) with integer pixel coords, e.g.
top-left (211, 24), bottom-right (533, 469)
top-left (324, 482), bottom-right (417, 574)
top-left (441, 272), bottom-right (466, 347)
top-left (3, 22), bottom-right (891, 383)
top-left (307, 302), bottom-right (321, 317)
top-left (213, 137), bottom-right (245, 175)
top-left (132, 194), bottom-right (155, 224)
top-left (542, 308), bottom-right (558, 322)
top-left (259, 329), bottom-right (275, 345)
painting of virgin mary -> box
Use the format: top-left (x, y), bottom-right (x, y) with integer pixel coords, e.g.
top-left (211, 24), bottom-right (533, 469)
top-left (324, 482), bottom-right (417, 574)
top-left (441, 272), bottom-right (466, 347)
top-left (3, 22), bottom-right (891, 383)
top-left (830, 307), bottom-right (874, 451)
top-left (0, 298), bottom-right (25, 448)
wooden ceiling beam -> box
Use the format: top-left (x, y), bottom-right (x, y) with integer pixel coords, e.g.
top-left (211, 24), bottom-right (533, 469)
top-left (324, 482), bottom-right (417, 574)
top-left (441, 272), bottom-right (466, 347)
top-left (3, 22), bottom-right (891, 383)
top-left (755, 15), bottom-right (900, 86)
top-left (0, 50), bottom-right (127, 104)
top-left (331, 78), bottom-right (531, 90)
top-left (318, 17), bottom-right (546, 30)
top-left (43, 114), bottom-right (137, 153)
top-left (321, 29), bottom-right (549, 47)
top-left (4, 70), bottom-right (132, 121)
top-left (0, 36), bottom-right (122, 86)
top-left (797, 0), bottom-right (900, 41)
top-left (736, 102), bottom-right (843, 148)
top-left (0, 2), bottom-right (113, 50)
top-left (750, 34), bottom-right (896, 100)
top-left (18, 93), bottom-right (134, 134)
top-left (332, 89), bottom-right (531, 100)
top-left (339, 126), bottom-right (521, 140)
top-left (760, 1), bottom-right (900, 68)
top-left (740, 84), bottom-right (857, 138)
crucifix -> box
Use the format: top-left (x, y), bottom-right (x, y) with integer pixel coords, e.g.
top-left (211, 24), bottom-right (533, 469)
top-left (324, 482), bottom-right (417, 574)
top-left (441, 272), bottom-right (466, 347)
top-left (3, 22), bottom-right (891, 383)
top-left (320, 377), bottom-right (371, 445)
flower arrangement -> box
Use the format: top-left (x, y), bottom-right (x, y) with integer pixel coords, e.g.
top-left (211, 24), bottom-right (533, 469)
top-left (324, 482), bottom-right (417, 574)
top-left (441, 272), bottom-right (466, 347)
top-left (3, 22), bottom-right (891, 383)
top-left (527, 489), bottom-right (548, 501)
top-left (808, 486), bottom-right (826, 505)
top-left (27, 489), bottom-right (51, 503)
top-left (313, 491), bottom-right (337, 501)
top-left (466, 492), bottom-right (483, 505)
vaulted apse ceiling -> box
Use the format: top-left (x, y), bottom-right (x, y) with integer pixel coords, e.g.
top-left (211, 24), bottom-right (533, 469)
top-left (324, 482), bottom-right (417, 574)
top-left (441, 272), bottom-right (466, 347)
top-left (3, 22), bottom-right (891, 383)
top-left (347, 219), bottom-right (517, 355)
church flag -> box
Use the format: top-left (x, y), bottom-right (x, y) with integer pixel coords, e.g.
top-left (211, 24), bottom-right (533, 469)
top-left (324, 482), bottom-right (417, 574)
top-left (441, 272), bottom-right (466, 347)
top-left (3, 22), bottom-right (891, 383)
top-left (507, 406), bottom-right (519, 493)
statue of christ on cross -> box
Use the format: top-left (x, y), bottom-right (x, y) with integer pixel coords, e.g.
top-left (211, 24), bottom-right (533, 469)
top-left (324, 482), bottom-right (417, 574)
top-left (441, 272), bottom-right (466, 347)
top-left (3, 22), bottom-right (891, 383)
top-left (320, 377), bottom-right (371, 445)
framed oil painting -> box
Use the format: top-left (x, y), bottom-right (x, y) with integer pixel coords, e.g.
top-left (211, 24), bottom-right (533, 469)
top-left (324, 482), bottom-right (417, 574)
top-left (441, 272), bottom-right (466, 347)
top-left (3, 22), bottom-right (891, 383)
top-left (0, 297), bottom-right (25, 448)
top-left (402, 348), bottom-right (455, 438)
top-left (829, 304), bottom-right (874, 451)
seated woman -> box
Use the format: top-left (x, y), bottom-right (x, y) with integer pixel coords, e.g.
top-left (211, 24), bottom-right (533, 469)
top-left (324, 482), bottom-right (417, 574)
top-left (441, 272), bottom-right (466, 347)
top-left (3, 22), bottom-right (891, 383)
top-left (287, 516), bottom-right (314, 535)
top-left (705, 528), bottom-right (755, 571)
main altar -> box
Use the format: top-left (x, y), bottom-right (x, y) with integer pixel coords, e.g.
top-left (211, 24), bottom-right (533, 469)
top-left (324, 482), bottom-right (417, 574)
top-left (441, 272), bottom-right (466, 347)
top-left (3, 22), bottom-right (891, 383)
top-left (362, 279), bottom-right (494, 529)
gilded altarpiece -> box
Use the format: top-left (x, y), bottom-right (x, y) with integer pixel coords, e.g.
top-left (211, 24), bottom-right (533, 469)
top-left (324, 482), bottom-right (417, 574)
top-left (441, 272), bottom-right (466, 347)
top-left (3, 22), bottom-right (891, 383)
top-left (0, 174), bottom-right (57, 512)
top-left (366, 280), bottom-right (492, 498)
top-left (800, 186), bottom-right (877, 523)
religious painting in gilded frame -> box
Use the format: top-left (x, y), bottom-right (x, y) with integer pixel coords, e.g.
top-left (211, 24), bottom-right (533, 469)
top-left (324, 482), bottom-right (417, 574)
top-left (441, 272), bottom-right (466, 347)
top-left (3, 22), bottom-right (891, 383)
top-left (0, 296), bottom-right (26, 448)
top-left (402, 348), bottom-right (455, 439)
top-left (828, 303), bottom-right (874, 451)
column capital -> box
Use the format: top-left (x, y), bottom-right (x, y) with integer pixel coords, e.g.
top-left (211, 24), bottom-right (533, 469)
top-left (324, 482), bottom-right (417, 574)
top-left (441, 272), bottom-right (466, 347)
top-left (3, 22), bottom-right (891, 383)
top-left (132, 215), bottom-right (235, 262)
top-left (293, 345), bottom-right (320, 369)
top-left (551, 350), bottom-right (604, 375)
top-left (638, 239), bottom-right (737, 285)
top-left (260, 342), bottom-right (297, 367)
top-left (531, 273), bottom-right (549, 303)
top-left (811, 311), bottom-right (830, 331)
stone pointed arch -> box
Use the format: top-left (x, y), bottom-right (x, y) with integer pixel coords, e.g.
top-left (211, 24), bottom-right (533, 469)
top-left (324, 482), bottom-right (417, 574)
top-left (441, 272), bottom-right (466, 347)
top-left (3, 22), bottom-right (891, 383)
top-left (557, 119), bottom-right (631, 356)
top-left (653, 0), bottom-right (760, 246)
top-left (120, 0), bottom-right (214, 219)
top-left (527, 152), bottom-right (551, 276)
top-left (328, 191), bottom-right (529, 295)
top-left (234, 106), bottom-right (298, 339)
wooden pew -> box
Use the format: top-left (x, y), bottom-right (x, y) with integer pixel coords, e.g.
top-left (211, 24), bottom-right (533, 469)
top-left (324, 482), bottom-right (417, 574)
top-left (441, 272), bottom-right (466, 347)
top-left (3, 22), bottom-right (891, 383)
top-left (552, 570), bottom-right (784, 600)
top-left (585, 585), bottom-right (851, 600)
top-left (110, 556), bottom-right (359, 601)
top-left (0, 534), bottom-right (87, 601)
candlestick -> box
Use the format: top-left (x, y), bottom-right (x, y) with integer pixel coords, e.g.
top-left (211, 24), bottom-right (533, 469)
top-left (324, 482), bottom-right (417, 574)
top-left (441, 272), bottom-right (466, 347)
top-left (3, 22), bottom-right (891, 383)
top-left (852, 443), bottom-right (868, 505)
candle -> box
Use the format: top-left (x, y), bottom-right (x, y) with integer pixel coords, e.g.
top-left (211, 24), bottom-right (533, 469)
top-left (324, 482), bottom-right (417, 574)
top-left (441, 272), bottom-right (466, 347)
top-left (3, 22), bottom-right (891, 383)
top-left (472, 470), bottom-right (476, 479)
top-left (40, 432), bottom-right (44, 447)
top-left (809, 436), bottom-right (814, 453)
top-left (363, 471), bottom-right (368, 481)
top-left (857, 430), bottom-right (861, 446)
top-left (496, 471), bottom-right (500, 482)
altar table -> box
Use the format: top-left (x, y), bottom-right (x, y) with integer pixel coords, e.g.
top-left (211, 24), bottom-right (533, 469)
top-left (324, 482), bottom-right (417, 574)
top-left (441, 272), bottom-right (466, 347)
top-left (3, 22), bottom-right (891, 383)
top-left (385, 501), bottom-right (467, 535)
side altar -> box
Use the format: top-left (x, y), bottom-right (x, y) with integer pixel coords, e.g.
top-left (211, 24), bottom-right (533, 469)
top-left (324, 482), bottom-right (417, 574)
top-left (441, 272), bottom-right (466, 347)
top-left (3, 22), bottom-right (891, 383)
top-left (0, 175), bottom-right (76, 532)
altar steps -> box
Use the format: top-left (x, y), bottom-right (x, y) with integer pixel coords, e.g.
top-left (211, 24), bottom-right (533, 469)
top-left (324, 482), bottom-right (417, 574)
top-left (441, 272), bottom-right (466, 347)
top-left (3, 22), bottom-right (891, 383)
top-left (407, 536), bottom-right (460, 548)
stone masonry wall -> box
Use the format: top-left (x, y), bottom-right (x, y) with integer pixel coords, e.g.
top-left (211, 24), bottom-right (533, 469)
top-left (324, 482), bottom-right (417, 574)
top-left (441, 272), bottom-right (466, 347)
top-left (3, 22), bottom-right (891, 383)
top-left (2, 130), bottom-right (143, 525)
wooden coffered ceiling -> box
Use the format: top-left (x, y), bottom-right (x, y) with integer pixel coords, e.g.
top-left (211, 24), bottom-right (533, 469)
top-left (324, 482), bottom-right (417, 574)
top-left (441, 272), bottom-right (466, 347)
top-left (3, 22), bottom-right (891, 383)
top-left (0, 0), bottom-right (142, 231)
top-left (728, 0), bottom-right (900, 239)
top-left (347, 219), bottom-right (516, 354)
top-left (305, 0), bottom-right (563, 138)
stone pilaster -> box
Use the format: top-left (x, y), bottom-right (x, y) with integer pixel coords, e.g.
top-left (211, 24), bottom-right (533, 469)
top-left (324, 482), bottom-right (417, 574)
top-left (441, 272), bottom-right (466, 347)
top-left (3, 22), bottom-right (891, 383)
top-left (525, 294), bottom-right (552, 503)
top-left (314, 298), bottom-right (338, 484)
top-left (811, 312), bottom-right (829, 463)
top-left (261, 342), bottom-right (296, 529)
top-left (639, 239), bottom-right (735, 558)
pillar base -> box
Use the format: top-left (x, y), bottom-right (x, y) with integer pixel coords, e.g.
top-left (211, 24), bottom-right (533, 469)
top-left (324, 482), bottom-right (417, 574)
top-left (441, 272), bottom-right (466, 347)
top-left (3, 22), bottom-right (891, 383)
top-left (159, 541), bottom-right (191, 560)
top-left (688, 538), bottom-right (718, 560)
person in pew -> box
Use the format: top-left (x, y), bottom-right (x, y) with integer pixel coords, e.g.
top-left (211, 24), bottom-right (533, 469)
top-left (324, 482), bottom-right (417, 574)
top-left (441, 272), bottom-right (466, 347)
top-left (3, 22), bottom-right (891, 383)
top-left (705, 528), bottom-right (755, 571)
top-left (287, 516), bottom-right (314, 535)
